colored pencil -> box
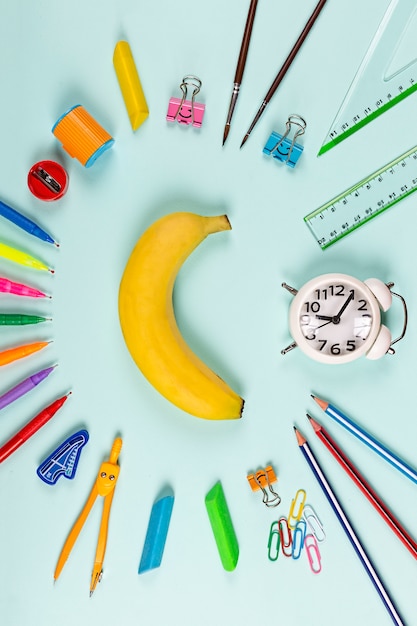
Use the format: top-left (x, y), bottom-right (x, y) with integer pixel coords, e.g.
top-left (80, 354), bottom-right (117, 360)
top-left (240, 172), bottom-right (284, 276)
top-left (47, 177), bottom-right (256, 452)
top-left (240, 0), bottom-right (328, 147)
top-left (295, 427), bottom-right (405, 626)
top-left (307, 414), bottom-right (417, 560)
top-left (222, 0), bottom-right (259, 145)
top-left (0, 366), bottom-right (56, 411)
top-left (0, 392), bottom-right (71, 463)
top-left (0, 199), bottom-right (58, 246)
top-left (312, 395), bottom-right (417, 485)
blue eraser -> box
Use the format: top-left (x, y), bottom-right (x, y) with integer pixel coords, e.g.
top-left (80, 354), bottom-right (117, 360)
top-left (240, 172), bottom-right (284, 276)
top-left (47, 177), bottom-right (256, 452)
top-left (138, 495), bottom-right (174, 574)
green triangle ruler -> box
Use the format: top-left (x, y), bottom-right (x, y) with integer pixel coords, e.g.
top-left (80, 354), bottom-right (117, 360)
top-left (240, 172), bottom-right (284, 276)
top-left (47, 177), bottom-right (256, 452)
top-left (318, 0), bottom-right (417, 156)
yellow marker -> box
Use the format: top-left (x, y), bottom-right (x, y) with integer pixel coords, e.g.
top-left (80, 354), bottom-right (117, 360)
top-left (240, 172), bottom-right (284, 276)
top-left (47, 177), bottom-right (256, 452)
top-left (0, 242), bottom-right (52, 272)
top-left (113, 41), bottom-right (149, 131)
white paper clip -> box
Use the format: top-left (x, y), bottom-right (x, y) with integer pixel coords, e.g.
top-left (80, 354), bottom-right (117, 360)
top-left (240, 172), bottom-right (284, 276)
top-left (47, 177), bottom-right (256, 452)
top-left (303, 503), bottom-right (325, 542)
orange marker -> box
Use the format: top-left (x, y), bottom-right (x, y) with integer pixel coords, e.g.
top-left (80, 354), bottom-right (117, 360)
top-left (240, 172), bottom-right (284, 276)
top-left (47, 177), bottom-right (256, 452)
top-left (0, 341), bottom-right (50, 366)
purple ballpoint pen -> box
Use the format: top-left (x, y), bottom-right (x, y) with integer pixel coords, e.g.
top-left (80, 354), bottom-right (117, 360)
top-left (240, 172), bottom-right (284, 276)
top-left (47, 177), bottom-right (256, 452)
top-left (0, 365), bottom-right (56, 411)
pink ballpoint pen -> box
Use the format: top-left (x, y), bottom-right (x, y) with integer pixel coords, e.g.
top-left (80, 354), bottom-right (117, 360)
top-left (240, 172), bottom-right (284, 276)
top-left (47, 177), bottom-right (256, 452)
top-left (0, 276), bottom-right (50, 298)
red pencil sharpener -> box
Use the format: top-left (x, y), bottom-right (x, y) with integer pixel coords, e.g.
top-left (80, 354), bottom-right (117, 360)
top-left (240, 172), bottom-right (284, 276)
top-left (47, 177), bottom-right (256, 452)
top-left (27, 160), bottom-right (68, 201)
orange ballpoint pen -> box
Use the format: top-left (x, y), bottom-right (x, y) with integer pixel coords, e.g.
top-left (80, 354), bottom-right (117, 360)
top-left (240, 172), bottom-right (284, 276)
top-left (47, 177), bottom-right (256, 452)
top-left (0, 341), bottom-right (50, 366)
top-left (54, 437), bottom-right (122, 595)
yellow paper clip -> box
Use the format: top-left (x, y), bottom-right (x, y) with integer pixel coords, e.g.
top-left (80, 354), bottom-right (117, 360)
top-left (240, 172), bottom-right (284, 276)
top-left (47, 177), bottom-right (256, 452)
top-left (247, 465), bottom-right (281, 508)
top-left (288, 488), bottom-right (306, 528)
top-left (54, 437), bottom-right (122, 595)
top-left (113, 41), bottom-right (149, 131)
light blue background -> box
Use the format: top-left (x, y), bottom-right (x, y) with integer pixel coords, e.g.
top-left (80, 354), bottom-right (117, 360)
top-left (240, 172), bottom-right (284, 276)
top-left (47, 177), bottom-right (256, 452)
top-left (0, 1), bottom-right (416, 624)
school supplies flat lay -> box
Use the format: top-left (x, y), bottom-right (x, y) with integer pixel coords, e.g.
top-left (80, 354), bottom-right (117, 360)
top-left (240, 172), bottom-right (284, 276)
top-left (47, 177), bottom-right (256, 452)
top-left (2, 1), bottom-right (417, 624)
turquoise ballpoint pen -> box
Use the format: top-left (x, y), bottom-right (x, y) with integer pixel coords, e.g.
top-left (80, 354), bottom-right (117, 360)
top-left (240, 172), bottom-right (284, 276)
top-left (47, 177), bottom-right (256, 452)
top-left (312, 395), bottom-right (417, 485)
top-left (0, 199), bottom-right (58, 246)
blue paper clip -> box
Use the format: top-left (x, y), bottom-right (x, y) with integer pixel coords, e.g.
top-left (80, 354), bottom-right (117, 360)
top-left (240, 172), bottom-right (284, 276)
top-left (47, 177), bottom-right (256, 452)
top-left (292, 518), bottom-right (307, 560)
top-left (138, 494), bottom-right (174, 574)
top-left (263, 114), bottom-right (306, 167)
top-left (37, 430), bottom-right (89, 485)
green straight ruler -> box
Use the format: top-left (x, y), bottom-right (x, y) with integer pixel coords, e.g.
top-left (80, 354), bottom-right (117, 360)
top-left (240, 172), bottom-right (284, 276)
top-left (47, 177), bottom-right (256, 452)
top-left (305, 145), bottom-right (417, 249)
top-left (319, 0), bottom-right (417, 156)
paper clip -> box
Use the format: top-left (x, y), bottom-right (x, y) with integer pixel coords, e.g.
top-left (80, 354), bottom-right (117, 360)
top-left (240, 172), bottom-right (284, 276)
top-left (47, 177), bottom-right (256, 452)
top-left (247, 465), bottom-right (281, 508)
top-left (278, 516), bottom-right (292, 557)
top-left (263, 114), bottom-right (306, 167)
top-left (166, 75), bottom-right (205, 127)
top-left (304, 533), bottom-right (322, 574)
top-left (288, 488), bottom-right (307, 528)
top-left (292, 518), bottom-right (307, 560)
top-left (303, 503), bottom-right (326, 542)
top-left (268, 521), bottom-right (280, 561)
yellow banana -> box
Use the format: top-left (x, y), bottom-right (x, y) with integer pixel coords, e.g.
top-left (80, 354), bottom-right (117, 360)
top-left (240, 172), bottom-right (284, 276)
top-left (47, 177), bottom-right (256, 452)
top-left (118, 211), bottom-right (244, 420)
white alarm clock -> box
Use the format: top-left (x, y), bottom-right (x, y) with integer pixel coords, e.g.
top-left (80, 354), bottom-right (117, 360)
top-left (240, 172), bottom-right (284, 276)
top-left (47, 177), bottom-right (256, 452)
top-left (281, 273), bottom-right (407, 364)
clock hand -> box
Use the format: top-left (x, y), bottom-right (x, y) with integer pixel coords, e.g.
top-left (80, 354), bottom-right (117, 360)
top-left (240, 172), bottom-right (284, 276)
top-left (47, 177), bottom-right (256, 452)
top-left (315, 315), bottom-right (333, 321)
top-left (315, 320), bottom-right (332, 330)
top-left (334, 291), bottom-right (354, 322)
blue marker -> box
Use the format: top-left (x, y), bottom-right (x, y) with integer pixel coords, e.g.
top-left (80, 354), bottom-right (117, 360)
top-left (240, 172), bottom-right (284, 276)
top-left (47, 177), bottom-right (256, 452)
top-left (0, 199), bottom-right (58, 246)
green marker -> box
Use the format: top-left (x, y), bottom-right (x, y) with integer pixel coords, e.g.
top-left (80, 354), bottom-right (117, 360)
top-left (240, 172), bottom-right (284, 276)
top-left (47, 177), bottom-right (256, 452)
top-left (0, 313), bottom-right (50, 326)
top-left (205, 481), bottom-right (239, 571)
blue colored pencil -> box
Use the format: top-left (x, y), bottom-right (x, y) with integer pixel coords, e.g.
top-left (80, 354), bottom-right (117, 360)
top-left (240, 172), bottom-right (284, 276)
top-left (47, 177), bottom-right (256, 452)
top-left (0, 199), bottom-right (58, 246)
top-left (295, 427), bottom-right (405, 626)
top-left (312, 395), bottom-right (417, 485)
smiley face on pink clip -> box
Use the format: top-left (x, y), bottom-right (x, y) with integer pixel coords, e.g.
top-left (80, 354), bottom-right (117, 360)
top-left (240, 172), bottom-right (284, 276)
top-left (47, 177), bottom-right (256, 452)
top-left (166, 97), bottom-right (205, 127)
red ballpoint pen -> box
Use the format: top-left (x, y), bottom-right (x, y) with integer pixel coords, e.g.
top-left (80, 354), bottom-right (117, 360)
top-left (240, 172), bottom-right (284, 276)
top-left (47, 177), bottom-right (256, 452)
top-left (0, 392), bottom-right (71, 463)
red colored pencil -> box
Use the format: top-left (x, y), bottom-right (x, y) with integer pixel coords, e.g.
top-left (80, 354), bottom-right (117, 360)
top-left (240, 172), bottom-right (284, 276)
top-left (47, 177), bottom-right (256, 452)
top-left (0, 392), bottom-right (71, 463)
top-left (307, 414), bottom-right (417, 560)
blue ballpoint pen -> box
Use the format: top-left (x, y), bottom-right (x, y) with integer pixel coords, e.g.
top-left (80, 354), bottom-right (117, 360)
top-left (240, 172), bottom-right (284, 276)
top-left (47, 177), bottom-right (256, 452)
top-left (312, 395), bottom-right (417, 485)
top-left (0, 199), bottom-right (58, 246)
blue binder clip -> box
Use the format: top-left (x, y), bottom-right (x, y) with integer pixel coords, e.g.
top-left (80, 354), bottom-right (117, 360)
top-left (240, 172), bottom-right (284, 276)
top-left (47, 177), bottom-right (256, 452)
top-left (263, 114), bottom-right (306, 167)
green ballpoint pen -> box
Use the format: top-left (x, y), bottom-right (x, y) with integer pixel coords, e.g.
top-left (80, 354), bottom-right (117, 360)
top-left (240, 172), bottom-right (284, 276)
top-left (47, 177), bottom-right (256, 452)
top-left (0, 313), bottom-right (51, 326)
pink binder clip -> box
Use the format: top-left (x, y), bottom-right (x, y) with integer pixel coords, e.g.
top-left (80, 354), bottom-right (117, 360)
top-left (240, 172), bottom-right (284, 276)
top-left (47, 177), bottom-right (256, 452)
top-left (166, 75), bottom-right (205, 127)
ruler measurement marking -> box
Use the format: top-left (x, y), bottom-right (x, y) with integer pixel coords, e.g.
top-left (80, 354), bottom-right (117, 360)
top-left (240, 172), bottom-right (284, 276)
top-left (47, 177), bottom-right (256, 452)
top-left (305, 146), bottom-right (417, 248)
top-left (321, 80), bottom-right (417, 154)
top-left (319, 0), bottom-right (417, 155)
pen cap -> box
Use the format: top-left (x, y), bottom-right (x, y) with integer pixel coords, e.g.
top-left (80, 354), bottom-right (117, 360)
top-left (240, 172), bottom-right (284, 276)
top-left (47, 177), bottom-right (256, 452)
top-left (52, 104), bottom-right (114, 167)
top-left (113, 41), bottom-right (149, 131)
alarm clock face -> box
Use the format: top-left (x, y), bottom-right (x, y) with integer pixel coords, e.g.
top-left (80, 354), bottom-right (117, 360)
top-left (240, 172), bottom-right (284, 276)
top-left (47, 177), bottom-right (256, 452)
top-left (289, 274), bottom-right (381, 364)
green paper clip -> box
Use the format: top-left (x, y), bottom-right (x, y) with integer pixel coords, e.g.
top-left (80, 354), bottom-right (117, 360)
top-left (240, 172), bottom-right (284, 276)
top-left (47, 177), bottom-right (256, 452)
top-left (205, 481), bottom-right (239, 571)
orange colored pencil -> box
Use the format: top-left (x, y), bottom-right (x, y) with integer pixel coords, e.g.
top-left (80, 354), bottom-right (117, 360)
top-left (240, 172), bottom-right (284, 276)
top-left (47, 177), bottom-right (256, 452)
top-left (0, 341), bottom-right (50, 366)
